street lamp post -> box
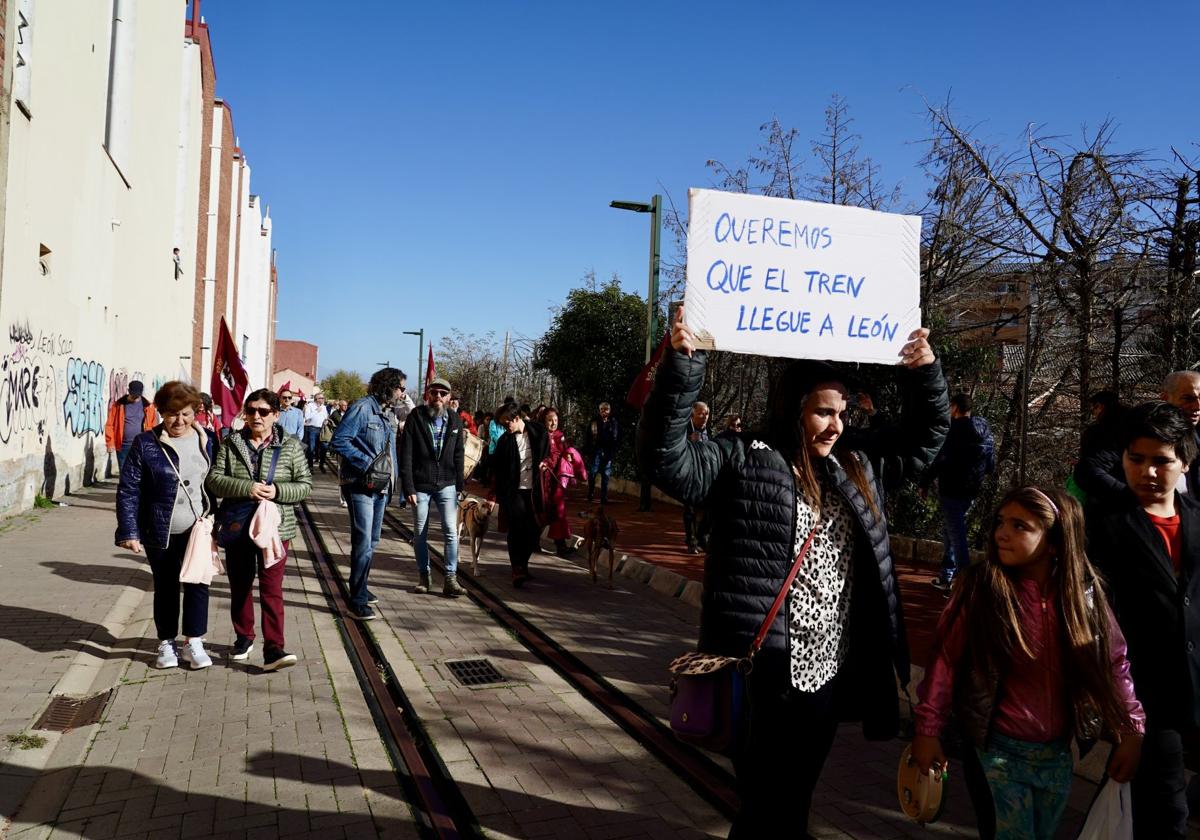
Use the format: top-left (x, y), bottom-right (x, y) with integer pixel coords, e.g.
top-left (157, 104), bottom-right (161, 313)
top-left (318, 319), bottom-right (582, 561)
top-left (610, 195), bottom-right (662, 362)
top-left (402, 329), bottom-right (424, 396)
top-left (611, 195), bottom-right (663, 511)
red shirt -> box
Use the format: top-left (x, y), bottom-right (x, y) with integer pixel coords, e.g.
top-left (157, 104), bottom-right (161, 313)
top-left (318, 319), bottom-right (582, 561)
top-left (1148, 512), bottom-right (1182, 574)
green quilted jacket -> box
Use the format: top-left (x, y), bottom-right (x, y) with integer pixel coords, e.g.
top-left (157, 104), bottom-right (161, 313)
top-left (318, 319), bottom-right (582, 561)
top-left (205, 425), bottom-right (311, 541)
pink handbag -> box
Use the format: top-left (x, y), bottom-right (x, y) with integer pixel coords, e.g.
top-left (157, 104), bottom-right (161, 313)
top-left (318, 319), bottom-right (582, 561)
top-left (179, 514), bottom-right (223, 585)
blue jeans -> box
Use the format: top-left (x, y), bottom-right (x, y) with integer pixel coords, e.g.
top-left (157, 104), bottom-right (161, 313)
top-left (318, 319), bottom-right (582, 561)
top-left (413, 485), bottom-right (459, 576)
top-left (588, 452), bottom-right (612, 501)
top-left (303, 426), bottom-right (322, 467)
top-left (939, 495), bottom-right (973, 581)
top-left (116, 443), bottom-right (133, 469)
top-left (346, 489), bottom-right (388, 609)
top-left (977, 733), bottom-right (1073, 839)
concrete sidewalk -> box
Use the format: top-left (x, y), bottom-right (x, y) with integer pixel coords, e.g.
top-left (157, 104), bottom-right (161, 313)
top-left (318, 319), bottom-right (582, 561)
top-left (0, 482), bottom-right (415, 839)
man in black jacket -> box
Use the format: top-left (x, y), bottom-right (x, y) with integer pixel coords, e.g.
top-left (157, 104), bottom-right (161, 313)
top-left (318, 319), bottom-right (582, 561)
top-left (400, 377), bottom-right (466, 596)
top-left (1089, 401), bottom-right (1200, 838)
top-left (492, 403), bottom-right (548, 587)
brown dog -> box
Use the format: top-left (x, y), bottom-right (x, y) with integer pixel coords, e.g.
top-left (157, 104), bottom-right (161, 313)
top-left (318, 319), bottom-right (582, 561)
top-left (457, 497), bottom-right (495, 575)
top-left (582, 504), bottom-right (620, 588)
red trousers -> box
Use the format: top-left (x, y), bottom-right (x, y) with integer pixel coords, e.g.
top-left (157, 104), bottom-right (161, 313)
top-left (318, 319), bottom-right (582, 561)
top-left (226, 538), bottom-right (288, 651)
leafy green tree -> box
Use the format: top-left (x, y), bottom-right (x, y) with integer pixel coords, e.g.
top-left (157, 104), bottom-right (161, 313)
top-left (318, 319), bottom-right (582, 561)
top-left (320, 369), bottom-right (366, 401)
top-left (536, 273), bottom-right (647, 474)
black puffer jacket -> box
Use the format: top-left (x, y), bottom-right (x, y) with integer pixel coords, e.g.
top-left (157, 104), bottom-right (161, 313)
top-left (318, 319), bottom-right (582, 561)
top-left (400, 406), bottom-right (465, 496)
top-left (639, 348), bottom-right (948, 736)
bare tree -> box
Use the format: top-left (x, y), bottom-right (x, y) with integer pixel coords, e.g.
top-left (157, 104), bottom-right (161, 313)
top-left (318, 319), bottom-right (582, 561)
top-left (810, 94), bottom-right (900, 210)
top-left (927, 106), bottom-right (1151, 423)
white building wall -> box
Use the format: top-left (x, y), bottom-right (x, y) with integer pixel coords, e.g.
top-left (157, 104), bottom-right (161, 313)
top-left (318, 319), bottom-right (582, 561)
top-left (0, 1), bottom-right (199, 514)
top-left (199, 102), bottom-right (223, 387)
top-left (233, 160), bottom-right (273, 391)
top-left (172, 37), bottom-right (202, 350)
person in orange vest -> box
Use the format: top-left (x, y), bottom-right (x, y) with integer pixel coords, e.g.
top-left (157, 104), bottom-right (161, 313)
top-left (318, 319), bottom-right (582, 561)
top-left (106, 380), bottom-right (158, 468)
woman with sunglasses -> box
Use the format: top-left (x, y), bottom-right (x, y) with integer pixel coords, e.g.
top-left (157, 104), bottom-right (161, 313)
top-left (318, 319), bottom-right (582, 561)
top-left (206, 388), bottom-right (311, 670)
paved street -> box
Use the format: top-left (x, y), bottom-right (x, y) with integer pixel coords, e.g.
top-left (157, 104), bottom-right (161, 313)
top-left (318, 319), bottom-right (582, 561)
top-left (0, 478), bottom-right (1180, 838)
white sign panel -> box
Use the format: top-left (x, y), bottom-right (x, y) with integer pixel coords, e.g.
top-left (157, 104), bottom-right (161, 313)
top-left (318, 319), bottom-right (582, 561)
top-left (685, 188), bottom-right (922, 365)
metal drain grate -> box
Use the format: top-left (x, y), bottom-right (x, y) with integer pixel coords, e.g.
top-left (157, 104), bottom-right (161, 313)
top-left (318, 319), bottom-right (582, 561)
top-left (445, 659), bottom-right (505, 687)
top-left (33, 689), bottom-right (114, 732)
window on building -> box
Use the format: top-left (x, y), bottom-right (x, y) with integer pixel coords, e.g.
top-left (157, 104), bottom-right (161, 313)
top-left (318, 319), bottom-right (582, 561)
top-left (104, 0), bottom-right (136, 184)
top-left (13, 0), bottom-right (33, 118)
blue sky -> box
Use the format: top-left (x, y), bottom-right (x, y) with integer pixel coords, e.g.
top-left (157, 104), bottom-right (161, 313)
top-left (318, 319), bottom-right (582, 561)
top-left (201, 0), bottom-right (1200, 380)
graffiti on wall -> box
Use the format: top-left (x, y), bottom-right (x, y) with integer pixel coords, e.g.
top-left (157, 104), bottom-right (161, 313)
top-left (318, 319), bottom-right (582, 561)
top-left (62, 357), bottom-right (106, 438)
top-left (2, 317), bottom-right (182, 452)
top-left (1, 322), bottom-right (59, 444)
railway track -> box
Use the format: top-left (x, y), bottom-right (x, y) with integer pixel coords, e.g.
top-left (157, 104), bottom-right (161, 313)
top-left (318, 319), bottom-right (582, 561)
top-left (296, 496), bottom-right (739, 838)
top-left (296, 504), bottom-right (479, 839)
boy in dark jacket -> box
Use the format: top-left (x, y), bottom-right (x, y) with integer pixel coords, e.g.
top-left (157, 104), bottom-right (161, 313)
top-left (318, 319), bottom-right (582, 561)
top-left (492, 404), bottom-right (548, 587)
top-left (1089, 401), bottom-right (1200, 838)
top-left (400, 378), bottom-right (466, 596)
top-left (921, 393), bottom-right (994, 590)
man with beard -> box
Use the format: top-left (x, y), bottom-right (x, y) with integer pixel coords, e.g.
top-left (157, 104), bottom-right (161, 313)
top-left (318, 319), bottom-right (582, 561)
top-left (400, 377), bottom-right (466, 596)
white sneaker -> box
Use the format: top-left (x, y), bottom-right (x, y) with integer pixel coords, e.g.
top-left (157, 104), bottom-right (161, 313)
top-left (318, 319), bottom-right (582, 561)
top-left (180, 638), bottom-right (213, 670)
top-left (155, 640), bottom-right (178, 669)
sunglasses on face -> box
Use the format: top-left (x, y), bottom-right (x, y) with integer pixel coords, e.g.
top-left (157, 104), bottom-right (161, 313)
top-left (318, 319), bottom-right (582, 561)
top-left (245, 406), bottom-right (275, 417)
top-left (430, 389), bottom-right (450, 397)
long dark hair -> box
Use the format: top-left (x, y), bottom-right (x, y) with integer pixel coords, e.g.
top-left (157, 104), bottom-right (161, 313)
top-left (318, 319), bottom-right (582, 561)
top-left (949, 486), bottom-right (1134, 735)
top-left (766, 359), bottom-right (879, 519)
top-left (368, 367), bottom-right (406, 406)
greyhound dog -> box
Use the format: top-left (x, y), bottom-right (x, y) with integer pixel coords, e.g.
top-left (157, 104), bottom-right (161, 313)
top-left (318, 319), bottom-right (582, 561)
top-left (457, 497), bottom-right (496, 575)
top-left (582, 504), bottom-right (620, 588)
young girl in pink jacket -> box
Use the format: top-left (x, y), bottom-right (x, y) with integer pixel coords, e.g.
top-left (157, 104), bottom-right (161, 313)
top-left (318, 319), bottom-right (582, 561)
top-left (912, 486), bottom-right (1144, 839)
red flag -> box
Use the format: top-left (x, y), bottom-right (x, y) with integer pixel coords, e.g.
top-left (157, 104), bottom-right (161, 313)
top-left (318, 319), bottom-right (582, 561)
top-left (425, 345), bottom-right (435, 393)
top-left (210, 317), bottom-right (249, 430)
top-left (277, 380), bottom-right (292, 395)
top-left (626, 332), bottom-right (672, 409)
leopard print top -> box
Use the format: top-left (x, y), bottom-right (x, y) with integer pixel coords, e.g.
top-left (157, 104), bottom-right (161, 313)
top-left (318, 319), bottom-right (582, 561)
top-left (788, 481), bottom-right (855, 692)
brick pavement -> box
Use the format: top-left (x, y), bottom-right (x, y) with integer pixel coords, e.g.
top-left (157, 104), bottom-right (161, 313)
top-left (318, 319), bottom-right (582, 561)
top-left (0, 482), bottom-right (418, 839)
top-left (307, 478), bottom-right (728, 839)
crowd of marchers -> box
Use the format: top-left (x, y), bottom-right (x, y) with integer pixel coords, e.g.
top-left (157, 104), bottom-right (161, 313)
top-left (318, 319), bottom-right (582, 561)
top-left (107, 334), bottom-right (1200, 838)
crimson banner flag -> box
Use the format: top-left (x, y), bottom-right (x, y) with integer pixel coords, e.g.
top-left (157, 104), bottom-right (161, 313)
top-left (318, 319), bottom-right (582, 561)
top-left (210, 317), bottom-right (249, 430)
top-left (626, 332), bottom-right (671, 409)
top-left (425, 345), bottom-right (435, 394)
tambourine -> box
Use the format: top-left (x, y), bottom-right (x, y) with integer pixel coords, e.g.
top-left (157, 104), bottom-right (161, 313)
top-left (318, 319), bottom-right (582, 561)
top-left (897, 743), bottom-right (947, 824)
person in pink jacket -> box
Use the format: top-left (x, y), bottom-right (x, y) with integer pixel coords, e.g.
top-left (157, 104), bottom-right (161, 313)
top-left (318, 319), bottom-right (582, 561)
top-left (912, 486), bottom-right (1144, 840)
top-left (539, 407), bottom-right (587, 557)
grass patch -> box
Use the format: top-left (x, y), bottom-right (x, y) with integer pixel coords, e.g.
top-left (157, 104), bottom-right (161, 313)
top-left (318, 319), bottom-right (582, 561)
top-left (6, 732), bottom-right (48, 750)
top-left (33, 495), bottom-right (56, 509)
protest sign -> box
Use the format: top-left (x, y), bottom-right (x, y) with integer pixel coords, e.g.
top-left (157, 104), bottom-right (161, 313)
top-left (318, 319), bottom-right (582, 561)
top-left (684, 188), bottom-right (922, 365)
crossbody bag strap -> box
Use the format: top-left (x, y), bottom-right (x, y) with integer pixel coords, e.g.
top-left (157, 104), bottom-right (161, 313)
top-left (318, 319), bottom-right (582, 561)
top-left (157, 439), bottom-right (206, 521)
top-left (746, 523), bottom-right (821, 660)
top-left (264, 446), bottom-right (282, 484)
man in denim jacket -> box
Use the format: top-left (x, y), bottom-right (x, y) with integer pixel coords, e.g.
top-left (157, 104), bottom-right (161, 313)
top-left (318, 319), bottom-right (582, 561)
top-left (329, 367), bottom-right (406, 621)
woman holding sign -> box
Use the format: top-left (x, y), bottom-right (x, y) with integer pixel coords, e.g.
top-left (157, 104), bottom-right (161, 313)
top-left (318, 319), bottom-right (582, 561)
top-left (640, 309), bottom-right (948, 837)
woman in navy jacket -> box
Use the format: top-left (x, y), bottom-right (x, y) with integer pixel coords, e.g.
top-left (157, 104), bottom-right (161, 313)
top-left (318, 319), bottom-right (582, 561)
top-left (115, 382), bottom-right (215, 670)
